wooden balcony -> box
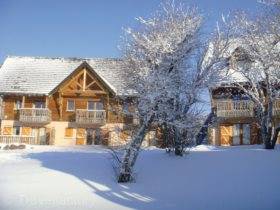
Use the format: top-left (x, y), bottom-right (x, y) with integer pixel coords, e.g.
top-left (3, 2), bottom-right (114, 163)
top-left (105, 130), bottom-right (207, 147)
top-left (0, 135), bottom-right (37, 144)
top-left (19, 108), bottom-right (51, 123)
top-left (76, 109), bottom-right (106, 124)
top-left (216, 100), bottom-right (254, 118)
top-left (273, 99), bottom-right (280, 116)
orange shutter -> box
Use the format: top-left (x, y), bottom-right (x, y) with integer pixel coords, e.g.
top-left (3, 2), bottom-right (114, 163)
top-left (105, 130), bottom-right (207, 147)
top-left (3, 127), bottom-right (12, 135)
top-left (76, 128), bottom-right (85, 145)
top-left (220, 125), bottom-right (233, 146)
top-left (65, 128), bottom-right (74, 137)
top-left (77, 128), bottom-right (85, 138)
top-left (22, 127), bottom-right (32, 136)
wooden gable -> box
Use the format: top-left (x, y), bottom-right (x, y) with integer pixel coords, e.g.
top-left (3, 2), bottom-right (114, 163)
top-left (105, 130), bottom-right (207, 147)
top-left (60, 68), bottom-right (107, 96)
top-left (50, 62), bottom-right (115, 97)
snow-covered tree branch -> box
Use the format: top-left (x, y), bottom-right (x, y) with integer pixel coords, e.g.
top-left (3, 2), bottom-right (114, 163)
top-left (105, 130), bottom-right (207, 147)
top-left (220, 2), bottom-right (280, 149)
top-left (117, 0), bottom-right (231, 182)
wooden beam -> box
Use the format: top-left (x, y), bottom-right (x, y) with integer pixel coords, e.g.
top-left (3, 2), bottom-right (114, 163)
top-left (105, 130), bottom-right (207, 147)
top-left (106, 94), bottom-right (109, 121)
top-left (45, 97), bottom-right (49, 108)
top-left (22, 96), bottom-right (25, 108)
top-left (85, 81), bottom-right (96, 89)
top-left (83, 69), bottom-right (86, 91)
top-left (59, 91), bottom-right (63, 120)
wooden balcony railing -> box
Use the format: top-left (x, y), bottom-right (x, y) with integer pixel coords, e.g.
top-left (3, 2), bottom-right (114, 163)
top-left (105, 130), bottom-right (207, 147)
top-left (76, 109), bottom-right (106, 124)
top-left (273, 99), bottom-right (280, 116)
top-left (0, 135), bottom-right (37, 144)
top-left (216, 100), bottom-right (254, 118)
top-left (19, 108), bottom-right (51, 123)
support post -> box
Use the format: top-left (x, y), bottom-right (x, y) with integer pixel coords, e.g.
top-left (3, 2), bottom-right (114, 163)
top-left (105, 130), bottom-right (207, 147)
top-left (45, 96), bottom-right (49, 108)
top-left (83, 69), bottom-right (86, 91)
top-left (22, 96), bottom-right (25, 108)
top-left (59, 92), bottom-right (63, 120)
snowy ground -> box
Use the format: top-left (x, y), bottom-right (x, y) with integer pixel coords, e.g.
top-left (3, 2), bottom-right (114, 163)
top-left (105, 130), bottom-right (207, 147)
top-left (0, 144), bottom-right (280, 210)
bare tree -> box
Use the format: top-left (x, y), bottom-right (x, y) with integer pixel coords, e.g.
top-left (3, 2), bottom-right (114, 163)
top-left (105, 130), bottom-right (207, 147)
top-left (117, 1), bottom-right (230, 182)
top-left (221, 1), bottom-right (280, 149)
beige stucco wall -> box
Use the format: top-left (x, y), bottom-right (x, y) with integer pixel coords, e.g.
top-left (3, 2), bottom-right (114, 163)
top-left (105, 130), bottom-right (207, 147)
top-left (47, 121), bottom-right (77, 146)
top-left (0, 120), bottom-right (157, 147)
top-left (210, 126), bottom-right (219, 146)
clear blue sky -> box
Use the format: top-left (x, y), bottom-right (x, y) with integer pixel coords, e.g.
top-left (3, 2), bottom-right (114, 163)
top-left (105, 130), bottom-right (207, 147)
top-left (0, 0), bottom-right (261, 64)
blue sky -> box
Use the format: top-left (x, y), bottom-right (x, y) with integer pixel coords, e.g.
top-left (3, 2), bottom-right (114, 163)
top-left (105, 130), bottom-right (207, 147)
top-left (0, 0), bottom-right (261, 63)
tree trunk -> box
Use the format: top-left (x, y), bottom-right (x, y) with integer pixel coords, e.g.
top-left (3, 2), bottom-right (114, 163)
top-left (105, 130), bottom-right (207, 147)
top-left (260, 109), bottom-right (275, 149)
top-left (174, 126), bottom-right (183, 156)
top-left (118, 115), bottom-right (154, 183)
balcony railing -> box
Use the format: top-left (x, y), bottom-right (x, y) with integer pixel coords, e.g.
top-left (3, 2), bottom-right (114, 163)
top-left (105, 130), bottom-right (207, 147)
top-left (76, 109), bottom-right (106, 124)
top-left (0, 135), bottom-right (37, 144)
top-left (19, 108), bottom-right (51, 123)
top-left (273, 99), bottom-right (280, 116)
top-left (216, 100), bottom-right (254, 118)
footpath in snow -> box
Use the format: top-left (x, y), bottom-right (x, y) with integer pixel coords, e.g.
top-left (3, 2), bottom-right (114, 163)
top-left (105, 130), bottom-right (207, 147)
top-left (0, 144), bottom-right (280, 210)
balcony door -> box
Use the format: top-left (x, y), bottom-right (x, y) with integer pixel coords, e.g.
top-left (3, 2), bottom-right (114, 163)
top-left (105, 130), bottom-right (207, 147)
top-left (87, 101), bottom-right (103, 110)
top-left (34, 101), bottom-right (45, 109)
top-left (86, 128), bottom-right (101, 145)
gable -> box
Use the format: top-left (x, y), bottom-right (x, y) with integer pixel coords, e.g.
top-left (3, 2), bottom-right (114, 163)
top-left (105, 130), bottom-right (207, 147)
top-left (52, 62), bottom-right (115, 97)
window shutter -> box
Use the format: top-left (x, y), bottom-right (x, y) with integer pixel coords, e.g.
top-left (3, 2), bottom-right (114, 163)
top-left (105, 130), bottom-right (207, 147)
top-left (65, 128), bottom-right (74, 137)
top-left (3, 127), bottom-right (12, 135)
top-left (77, 128), bottom-right (85, 138)
top-left (22, 127), bottom-right (32, 136)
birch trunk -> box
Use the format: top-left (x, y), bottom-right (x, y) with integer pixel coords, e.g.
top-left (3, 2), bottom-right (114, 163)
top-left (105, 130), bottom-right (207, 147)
top-left (118, 115), bottom-right (154, 183)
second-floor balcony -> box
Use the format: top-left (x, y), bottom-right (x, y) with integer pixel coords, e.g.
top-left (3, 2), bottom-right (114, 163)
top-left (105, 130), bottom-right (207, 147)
top-left (273, 99), bottom-right (280, 116)
top-left (216, 100), bottom-right (254, 118)
top-left (76, 109), bottom-right (106, 124)
top-left (19, 108), bottom-right (51, 123)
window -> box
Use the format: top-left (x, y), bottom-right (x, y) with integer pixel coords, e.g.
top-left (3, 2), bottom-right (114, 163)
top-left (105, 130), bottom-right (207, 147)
top-left (87, 101), bottom-right (103, 110)
top-left (14, 100), bottom-right (22, 110)
top-left (95, 102), bottom-right (103, 110)
top-left (13, 126), bottom-right (20, 136)
top-left (65, 128), bottom-right (74, 138)
top-left (67, 100), bottom-right (75, 111)
top-left (87, 101), bottom-right (95, 111)
top-left (34, 101), bottom-right (45, 109)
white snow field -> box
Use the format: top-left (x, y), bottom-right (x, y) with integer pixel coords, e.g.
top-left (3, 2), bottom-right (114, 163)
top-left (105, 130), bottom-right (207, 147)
top-left (0, 145), bottom-right (280, 210)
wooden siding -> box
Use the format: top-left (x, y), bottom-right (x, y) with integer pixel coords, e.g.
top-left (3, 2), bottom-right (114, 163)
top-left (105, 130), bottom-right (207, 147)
top-left (219, 123), bottom-right (261, 146)
top-left (1, 66), bottom-right (136, 125)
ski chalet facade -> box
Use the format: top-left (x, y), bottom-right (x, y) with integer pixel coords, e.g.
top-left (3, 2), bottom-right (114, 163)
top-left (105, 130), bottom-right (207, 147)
top-left (207, 47), bottom-right (280, 146)
top-left (0, 56), bottom-right (158, 146)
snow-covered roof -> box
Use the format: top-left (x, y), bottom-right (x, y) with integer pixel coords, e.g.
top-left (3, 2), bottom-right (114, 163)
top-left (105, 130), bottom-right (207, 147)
top-left (0, 56), bottom-right (134, 96)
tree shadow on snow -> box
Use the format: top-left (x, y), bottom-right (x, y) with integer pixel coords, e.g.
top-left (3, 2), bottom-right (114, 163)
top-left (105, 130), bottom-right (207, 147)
top-left (26, 149), bottom-right (156, 210)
